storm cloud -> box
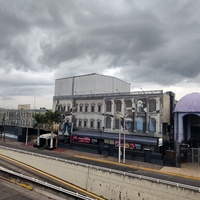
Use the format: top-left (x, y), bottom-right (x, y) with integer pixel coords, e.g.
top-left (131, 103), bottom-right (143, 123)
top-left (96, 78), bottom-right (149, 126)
top-left (0, 0), bottom-right (199, 108)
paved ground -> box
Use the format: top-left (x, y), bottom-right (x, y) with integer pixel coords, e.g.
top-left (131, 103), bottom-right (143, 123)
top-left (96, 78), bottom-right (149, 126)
top-left (1, 139), bottom-right (200, 181)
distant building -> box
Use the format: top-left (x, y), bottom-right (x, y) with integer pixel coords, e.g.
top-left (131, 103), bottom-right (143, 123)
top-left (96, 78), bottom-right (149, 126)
top-left (0, 108), bottom-right (46, 128)
top-left (18, 104), bottom-right (31, 110)
top-left (0, 108), bottom-right (48, 142)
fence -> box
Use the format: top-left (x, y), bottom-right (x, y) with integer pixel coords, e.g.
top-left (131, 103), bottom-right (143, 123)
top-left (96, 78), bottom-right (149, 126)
top-left (187, 148), bottom-right (200, 165)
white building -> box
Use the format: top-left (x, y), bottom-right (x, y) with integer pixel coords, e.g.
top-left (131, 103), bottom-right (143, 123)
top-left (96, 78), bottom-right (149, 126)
top-left (0, 108), bottom-right (47, 128)
top-left (54, 73), bottom-right (130, 97)
top-left (53, 73), bottom-right (175, 152)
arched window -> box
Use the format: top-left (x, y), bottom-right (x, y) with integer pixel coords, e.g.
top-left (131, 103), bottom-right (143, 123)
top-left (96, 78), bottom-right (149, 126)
top-left (116, 100), bottom-right (122, 112)
top-left (149, 117), bottom-right (156, 132)
top-left (106, 117), bottom-right (111, 129)
top-left (136, 117), bottom-right (144, 132)
top-left (106, 100), bottom-right (112, 112)
top-left (126, 100), bottom-right (132, 108)
top-left (149, 99), bottom-right (156, 112)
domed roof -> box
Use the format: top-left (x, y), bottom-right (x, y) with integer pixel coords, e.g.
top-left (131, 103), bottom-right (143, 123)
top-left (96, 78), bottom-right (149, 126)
top-left (174, 92), bottom-right (200, 112)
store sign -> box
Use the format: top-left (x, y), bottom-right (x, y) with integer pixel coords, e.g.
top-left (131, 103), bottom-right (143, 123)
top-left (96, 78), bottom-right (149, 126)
top-left (114, 141), bottom-right (135, 149)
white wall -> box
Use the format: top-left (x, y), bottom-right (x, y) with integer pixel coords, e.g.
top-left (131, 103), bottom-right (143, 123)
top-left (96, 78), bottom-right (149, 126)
top-left (54, 78), bottom-right (73, 96)
top-left (54, 74), bottom-right (130, 96)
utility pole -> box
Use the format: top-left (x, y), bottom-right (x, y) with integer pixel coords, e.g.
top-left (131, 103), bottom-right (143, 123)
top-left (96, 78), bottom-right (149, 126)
top-left (123, 114), bottom-right (126, 164)
top-left (118, 129), bottom-right (121, 163)
top-left (2, 113), bottom-right (5, 142)
top-left (175, 112), bottom-right (181, 167)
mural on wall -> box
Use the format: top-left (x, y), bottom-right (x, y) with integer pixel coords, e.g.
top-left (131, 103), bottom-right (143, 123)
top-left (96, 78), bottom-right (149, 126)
top-left (137, 99), bottom-right (147, 112)
top-left (125, 117), bottom-right (133, 132)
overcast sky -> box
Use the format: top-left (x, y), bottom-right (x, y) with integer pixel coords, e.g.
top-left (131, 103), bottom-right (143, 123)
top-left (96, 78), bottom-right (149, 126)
top-left (0, 0), bottom-right (200, 109)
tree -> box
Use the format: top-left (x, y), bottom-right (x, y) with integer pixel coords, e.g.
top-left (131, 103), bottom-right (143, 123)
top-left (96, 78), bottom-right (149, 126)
top-left (45, 110), bottom-right (62, 149)
top-left (33, 113), bottom-right (45, 146)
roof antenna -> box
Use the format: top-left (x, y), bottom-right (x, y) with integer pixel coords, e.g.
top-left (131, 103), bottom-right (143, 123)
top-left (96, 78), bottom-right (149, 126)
top-left (34, 95), bottom-right (36, 109)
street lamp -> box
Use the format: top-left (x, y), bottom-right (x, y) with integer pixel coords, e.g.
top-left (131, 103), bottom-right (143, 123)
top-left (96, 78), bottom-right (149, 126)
top-left (114, 113), bottom-right (125, 163)
top-left (25, 124), bottom-right (28, 145)
top-left (118, 128), bottom-right (121, 163)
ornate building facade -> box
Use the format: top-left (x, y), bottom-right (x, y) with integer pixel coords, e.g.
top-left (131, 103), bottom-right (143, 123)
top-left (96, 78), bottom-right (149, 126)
top-left (53, 73), bottom-right (175, 152)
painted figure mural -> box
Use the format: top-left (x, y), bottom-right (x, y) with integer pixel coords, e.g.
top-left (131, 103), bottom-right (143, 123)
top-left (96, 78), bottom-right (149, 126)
top-left (137, 99), bottom-right (147, 112)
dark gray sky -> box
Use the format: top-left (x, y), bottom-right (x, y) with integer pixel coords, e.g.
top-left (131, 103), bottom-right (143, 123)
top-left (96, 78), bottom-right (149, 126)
top-left (0, 0), bottom-right (199, 109)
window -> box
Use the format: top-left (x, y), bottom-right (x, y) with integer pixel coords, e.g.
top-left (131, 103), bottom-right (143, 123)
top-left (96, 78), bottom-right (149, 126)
top-left (85, 104), bottom-right (88, 112)
top-left (115, 118), bottom-right (120, 129)
top-left (136, 117), bottom-right (145, 132)
top-left (126, 100), bottom-right (132, 108)
top-left (116, 100), bottom-right (122, 112)
top-left (106, 100), bottom-right (112, 112)
top-left (91, 104), bottom-right (95, 112)
top-left (63, 105), bottom-right (66, 111)
top-left (58, 105), bottom-right (62, 112)
top-left (90, 121), bottom-right (94, 128)
top-left (149, 99), bottom-right (156, 112)
top-left (98, 104), bottom-right (101, 112)
top-left (80, 104), bottom-right (83, 112)
top-left (149, 117), bottom-right (156, 132)
top-left (84, 120), bottom-right (87, 127)
top-left (106, 117), bottom-right (111, 129)
top-left (97, 121), bottom-right (101, 129)
top-left (67, 105), bottom-right (70, 111)
top-left (79, 120), bottom-right (82, 127)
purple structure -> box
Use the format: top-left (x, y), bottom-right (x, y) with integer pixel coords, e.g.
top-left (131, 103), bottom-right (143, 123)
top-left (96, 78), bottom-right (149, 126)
top-left (174, 92), bottom-right (200, 145)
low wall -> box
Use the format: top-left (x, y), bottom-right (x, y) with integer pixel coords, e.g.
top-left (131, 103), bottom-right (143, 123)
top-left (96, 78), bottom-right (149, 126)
top-left (0, 147), bottom-right (199, 200)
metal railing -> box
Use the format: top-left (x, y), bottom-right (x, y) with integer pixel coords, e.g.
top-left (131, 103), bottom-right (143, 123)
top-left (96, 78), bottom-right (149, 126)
top-left (192, 148), bottom-right (200, 165)
top-left (0, 145), bottom-right (200, 193)
top-left (0, 166), bottom-right (96, 200)
top-left (187, 148), bottom-right (200, 165)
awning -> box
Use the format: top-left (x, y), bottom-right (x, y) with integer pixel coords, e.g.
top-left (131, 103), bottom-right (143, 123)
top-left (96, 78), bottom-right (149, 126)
top-left (72, 131), bottom-right (158, 145)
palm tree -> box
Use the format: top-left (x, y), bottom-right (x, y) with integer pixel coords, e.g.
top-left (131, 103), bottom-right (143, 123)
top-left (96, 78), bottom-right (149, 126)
top-left (33, 113), bottom-right (45, 146)
top-left (45, 110), bottom-right (62, 149)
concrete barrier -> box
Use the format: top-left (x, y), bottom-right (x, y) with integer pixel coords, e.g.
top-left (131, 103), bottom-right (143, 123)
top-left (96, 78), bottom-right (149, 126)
top-left (0, 147), bottom-right (200, 200)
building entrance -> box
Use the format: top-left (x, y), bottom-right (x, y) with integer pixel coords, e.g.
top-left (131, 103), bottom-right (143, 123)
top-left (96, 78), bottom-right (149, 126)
top-left (182, 114), bottom-right (200, 147)
top-left (191, 126), bottom-right (200, 148)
